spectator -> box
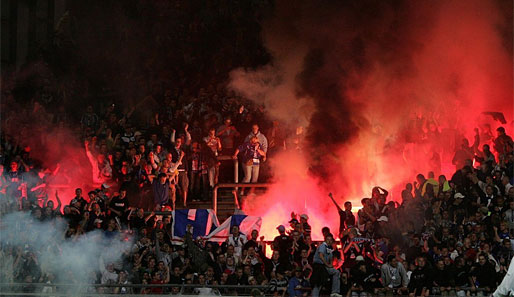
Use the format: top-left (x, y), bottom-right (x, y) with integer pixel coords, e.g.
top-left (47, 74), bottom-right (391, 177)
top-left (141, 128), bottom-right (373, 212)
top-left (81, 105), bottom-right (99, 132)
top-left (299, 214), bottom-right (312, 237)
top-left (380, 254), bottom-right (409, 294)
top-left (350, 260), bottom-right (383, 296)
top-left (170, 137), bottom-right (189, 207)
top-left (85, 140), bottom-right (112, 185)
top-left (272, 225), bottom-right (292, 262)
top-left (453, 130), bottom-right (479, 170)
top-left (311, 234), bottom-right (342, 297)
top-left (233, 136), bottom-right (266, 192)
top-left (287, 267), bottom-right (310, 297)
top-left (244, 124), bottom-right (268, 153)
top-left (203, 128), bottom-right (221, 189)
top-left (493, 127), bottom-right (513, 158)
top-left (358, 198), bottom-right (376, 232)
top-left (217, 117), bottom-right (239, 155)
top-left (226, 225), bottom-right (247, 259)
top-left (330, 193), bottom-right (356, 237)
top-left (152, 173), bottom-right (172, 209)
top-left (188, 141), bottom-right (207, 201)
top-left (470, 253), bottom-right (497, 295)
top-left (432, 259), bottom-right (453, 295)
top-left (408, 256), bottom-right (432, 297)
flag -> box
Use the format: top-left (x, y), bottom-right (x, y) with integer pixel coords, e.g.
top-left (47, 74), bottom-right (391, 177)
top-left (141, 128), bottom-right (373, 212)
top-left (206, 214), bottom-right (262, 242)
top-left (171, 209), bottom-right (219, 242)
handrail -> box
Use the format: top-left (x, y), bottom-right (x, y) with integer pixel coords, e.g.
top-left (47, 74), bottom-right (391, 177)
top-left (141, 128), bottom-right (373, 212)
top-left (0, 283), bottom-right (274, 289)
top-left (0, 283), bottom-right (282, 296)
top-left (217, 155), bottom-right (239, 184)
top-left (212, 183), bottom-right (272, 214)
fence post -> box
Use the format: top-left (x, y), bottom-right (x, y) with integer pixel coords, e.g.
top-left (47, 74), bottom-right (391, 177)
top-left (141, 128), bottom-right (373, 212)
top-left (213, 185), bottom-right (218, 215)
top-left (234, 159), bottom-right (238, 183)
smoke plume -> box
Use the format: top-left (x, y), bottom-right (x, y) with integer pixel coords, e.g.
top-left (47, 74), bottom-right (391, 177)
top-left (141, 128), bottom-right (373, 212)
top-left (231, 0), bottom-right (513, 239)
top-left (0, 212), bottom-right (133, 286)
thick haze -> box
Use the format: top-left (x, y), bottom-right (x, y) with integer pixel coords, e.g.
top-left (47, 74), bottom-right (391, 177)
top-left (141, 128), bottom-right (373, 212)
top-left (0, 212), bottom-right (133, 286)
top-left (231, 0), bottom-right (513, 239)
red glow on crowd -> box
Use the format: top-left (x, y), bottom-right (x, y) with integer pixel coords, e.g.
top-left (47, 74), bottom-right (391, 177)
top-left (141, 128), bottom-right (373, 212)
top-left (241, 0), bottom-right (512, 242)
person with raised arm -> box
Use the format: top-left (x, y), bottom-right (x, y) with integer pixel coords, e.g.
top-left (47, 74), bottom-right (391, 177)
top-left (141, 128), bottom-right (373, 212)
top-left (329, 193), bottom-right (355, 238)
top-left (84, 139), bottom-right (112, 185)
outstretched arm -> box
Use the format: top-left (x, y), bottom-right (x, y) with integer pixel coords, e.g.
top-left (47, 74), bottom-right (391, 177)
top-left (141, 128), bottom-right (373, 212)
top-left (471, 128), bottom-right (480, 150)
top-left (328, 193), bottom-right (343, 212)
top-left (184, 124), bottom-right (191, 146)
top-left (84, 140), bottom-right (96, 165)
top-left (379, 187), bottom-right (388, 197)
top-left (55, 191), bottom-right (62, 211)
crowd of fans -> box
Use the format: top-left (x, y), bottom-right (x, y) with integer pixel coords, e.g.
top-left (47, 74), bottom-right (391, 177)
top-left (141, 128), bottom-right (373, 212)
top-left (0, 116), bottom-right (512, 296)
top-left (1, 1), bottom-right (514, 296)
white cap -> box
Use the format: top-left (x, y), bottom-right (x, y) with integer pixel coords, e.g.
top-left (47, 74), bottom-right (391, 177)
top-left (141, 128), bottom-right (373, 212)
top-left (454, 193), bottom-right (464, 199)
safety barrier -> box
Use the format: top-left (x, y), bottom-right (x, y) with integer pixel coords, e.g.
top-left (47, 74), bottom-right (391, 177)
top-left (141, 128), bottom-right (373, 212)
top-left (212, 183), bottom-right (271, 214)
top-left (0, 282), bottom-right (282, 296)
top-left (0, 282), bottom-right (491, 296)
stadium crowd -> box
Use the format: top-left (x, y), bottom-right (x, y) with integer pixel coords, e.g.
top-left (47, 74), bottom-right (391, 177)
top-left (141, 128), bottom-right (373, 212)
top-left (0, 110), bottom-right (513, 297)
top-left (1, 1), bottom-right (514, 297)
top-left (2, 75), bottom-right (514, 297)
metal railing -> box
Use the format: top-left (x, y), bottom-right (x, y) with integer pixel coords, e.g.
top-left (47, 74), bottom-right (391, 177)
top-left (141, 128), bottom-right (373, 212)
top-left (217, 155), bottom-right (239, 184)
top-left (0, 282), bottom-right (281, 296)
top-left (0, 282), bottom-right (492, 297)
top-left (212, 183), bottom-right (271, 214)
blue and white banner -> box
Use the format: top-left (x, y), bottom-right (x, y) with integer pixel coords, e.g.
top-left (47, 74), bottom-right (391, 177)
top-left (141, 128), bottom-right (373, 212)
top-left (171, 209), bottom-right (219, 242)
top-left (206, 214), bottom-right (262, 242)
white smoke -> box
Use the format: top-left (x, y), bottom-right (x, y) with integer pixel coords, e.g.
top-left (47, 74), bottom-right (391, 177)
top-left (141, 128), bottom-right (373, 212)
top-left (0, 212), bottom-right (133, 287)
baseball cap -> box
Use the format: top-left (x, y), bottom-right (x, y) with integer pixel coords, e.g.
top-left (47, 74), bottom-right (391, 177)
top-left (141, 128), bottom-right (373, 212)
top-left (356, 255), bottom-right (364, 261)
top-left (300, 214), bottom-right (309, 220)
top-left (277, 225), bottom-right (286, 232)
top-left (454, 193), bottom-right (465, 199)
top-left (377, 216), bottom-right (389, 222)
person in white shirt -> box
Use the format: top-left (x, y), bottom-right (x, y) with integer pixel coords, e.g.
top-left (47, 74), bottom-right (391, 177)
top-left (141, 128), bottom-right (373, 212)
top-left (226, 226), bottom-right (247, 259)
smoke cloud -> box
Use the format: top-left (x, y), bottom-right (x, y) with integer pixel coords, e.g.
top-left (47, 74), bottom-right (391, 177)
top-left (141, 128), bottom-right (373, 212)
top-left (1, 97), bottom-right (99, 209)
top-left (232, 0), bottom-right (513, 239)
top-left (0, 212), bottom-right (133, 287)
